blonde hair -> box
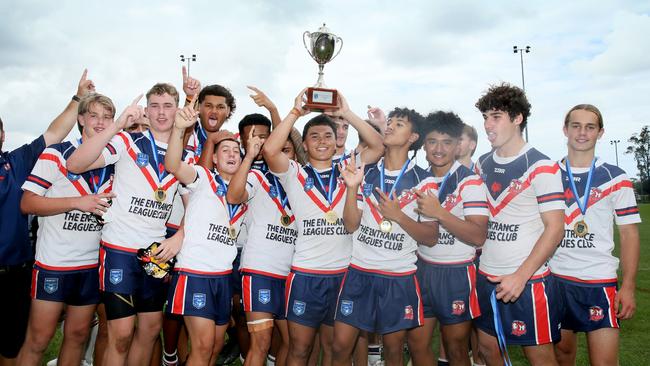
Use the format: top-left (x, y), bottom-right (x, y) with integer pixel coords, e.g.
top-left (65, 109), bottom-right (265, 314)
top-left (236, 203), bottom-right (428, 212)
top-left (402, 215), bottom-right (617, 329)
top-left (564, 104), bottom-right (603, 129)
top-left (77, 93), bottom-right (116, 133)
top-left (146, 83), bottom-right (179, 106)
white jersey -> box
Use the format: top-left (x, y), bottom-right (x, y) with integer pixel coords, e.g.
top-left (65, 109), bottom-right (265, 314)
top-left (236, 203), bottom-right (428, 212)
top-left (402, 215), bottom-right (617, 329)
top-left (550, 158), bottom-right (641, 281)
top-left (23, 140), bottom-right (112, 269)
top-left (417, 161), bottom-right (489, 264)
top-left (273, 160), bottom-right (352, 273)
top-left (100, 132), bottom-right (184, 251)
top-left (239, 168), bottom-right (297, 278)
top-left (235, 160), bottom-right (268, 251)
top-left (476, 144), bottom-right (565, 277)
top-left (176, 166), bottom-right (247, 274)
top-left (352, 159), bottom-right (436, 274)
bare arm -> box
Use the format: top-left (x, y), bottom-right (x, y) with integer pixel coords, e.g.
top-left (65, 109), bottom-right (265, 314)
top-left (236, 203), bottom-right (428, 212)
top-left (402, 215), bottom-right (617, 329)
top-left (21, 190), bottom-right (113, 216)
top-left (67, 95), bottom-right (143, 173)
top-left (165, 99), bottom-right (199, 186)
top-left (227, 128), bottom-right (262, 204)
top-left (490, 209), bottom-right (564, 302)
top-left (339, 160), bottom-right (364, 233)
top-left (263, 89), bottom-right (308, 174)
top-left (43, 69), bottom-right (96, 147)
top-left (330, 94), bottom-right (384, 164)
top-left (616, 223), bottom-right (640, 319)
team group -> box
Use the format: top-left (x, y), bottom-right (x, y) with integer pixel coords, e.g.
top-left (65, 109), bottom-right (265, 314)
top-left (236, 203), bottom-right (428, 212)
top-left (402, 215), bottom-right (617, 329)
top-left (0, 67), bottom-right (640, 366)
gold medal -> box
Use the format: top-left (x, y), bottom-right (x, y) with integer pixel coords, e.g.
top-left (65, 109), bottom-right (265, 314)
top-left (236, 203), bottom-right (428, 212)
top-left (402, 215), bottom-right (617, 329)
top-left (573, 220), bottom-right (588, 237)
top-left (379, 219), bottom-right (392, 233)
top-left (228, 226), bottom-right (238, 239)
top-left (154, 187), bottom-right (167, 202)
top-left (324, 210), bottom-right (338, 224)
top-left (281, 215), bottom-right (291, 227)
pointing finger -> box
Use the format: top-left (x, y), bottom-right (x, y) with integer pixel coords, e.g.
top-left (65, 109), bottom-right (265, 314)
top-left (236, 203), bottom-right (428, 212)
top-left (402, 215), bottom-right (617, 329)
top-left (131, 94), bottom-right (143, 106)
top-left (80, 68), bottom-right (88, 82)
top-left (247, 85), bottom-right (261, 94)
top-left (182, 65), bottom-right (188, 81)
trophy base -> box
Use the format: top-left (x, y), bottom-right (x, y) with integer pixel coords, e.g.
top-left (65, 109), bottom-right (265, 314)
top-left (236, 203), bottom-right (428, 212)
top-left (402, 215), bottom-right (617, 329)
top-left (305, 87), bottom-right (338, 111)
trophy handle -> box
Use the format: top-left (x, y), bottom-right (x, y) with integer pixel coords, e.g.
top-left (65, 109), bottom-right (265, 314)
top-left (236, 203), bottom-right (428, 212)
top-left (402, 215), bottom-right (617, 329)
top-left (303, 31), bottom-right (314, 60)
top-left (329, 36), bottom-right (343, 62)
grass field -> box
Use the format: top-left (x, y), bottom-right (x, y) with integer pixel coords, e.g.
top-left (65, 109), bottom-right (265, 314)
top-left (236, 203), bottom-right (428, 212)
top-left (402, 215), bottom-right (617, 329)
top-left (43, 204), bottom-right (649, 365)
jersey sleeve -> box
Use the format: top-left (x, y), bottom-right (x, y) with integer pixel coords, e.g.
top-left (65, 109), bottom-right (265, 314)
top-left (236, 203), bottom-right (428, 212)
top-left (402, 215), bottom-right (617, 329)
top-left (272, 160), bottom-right (299, 186)
top-left (21, 147), bottom-right (59, 196)
top-left (532, 160), bottom-right (565, 213)
top-left (245, 171), bottom-right (260, 200)
top-left (183, 165), bottom-right (206, 193)
top-left (460, 176), bottom-right (489, 217)
top-left (612, 173), bottom-right (641, 225)
top-left (101, 132), bottom-right (128, 165)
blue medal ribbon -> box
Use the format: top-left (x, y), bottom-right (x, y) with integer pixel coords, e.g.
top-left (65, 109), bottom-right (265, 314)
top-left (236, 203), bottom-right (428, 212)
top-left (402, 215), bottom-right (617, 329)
top-left (436, 172), bottom-right (451, 201)
top-left (491, 290), bottom-right (512, 366)
top-left (380, 159), bottom-right (411, 198)
top-left (147, 130), bottom-right (167, 181)
top-left (565, 157), bottom-right (596, 216)
top-left (307, 162), bottom-right (337, 206)
top-left (78, 138), bottom-right (107, 194)
top-left (215, 174), bottom-right (241, 222)
top-left (272, 175), bottom-right (289, 210)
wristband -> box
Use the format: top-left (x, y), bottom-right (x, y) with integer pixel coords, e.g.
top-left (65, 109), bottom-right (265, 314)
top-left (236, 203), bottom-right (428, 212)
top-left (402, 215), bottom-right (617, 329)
top-left (185, 96), bottom-right (194, 104)
top-left (289, 107), bottom-right (302, 117)
top-left (72, 95), bottom-right (81, 102)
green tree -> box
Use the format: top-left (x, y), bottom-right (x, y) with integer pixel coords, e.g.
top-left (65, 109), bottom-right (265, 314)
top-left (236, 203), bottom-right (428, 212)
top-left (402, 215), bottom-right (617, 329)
top-left (626, 125), bottom-right (650, 194)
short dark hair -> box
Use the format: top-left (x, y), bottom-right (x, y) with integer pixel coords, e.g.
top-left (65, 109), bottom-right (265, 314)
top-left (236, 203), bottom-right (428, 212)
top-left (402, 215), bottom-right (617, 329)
top-left (238, 113), bottom-right (271, 138)
top-left (199, 84), bottom-right (236, 120)
top-left (421, 111), bottom-right (464, 139)
top-left (214, 137), bottom-right (240, 151)
top-left (387, 107), bottom-right (425, 151)
top-left (475, 83), bottom-right (531, 131)
top-left (302, 114), bottom-right (337, 141)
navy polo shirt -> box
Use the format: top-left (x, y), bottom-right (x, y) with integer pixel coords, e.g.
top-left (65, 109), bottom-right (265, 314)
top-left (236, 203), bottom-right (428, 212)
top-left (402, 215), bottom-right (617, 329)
top-left (0, 135), bottom-right (46, 266)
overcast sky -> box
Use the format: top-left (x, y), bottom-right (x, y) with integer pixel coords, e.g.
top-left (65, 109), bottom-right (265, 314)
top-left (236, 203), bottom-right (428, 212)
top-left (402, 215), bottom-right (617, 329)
top-left (1, 0), bottom-right (648, 178)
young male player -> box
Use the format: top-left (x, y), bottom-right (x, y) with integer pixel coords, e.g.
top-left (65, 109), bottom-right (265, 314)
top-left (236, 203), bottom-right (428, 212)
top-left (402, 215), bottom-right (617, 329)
top-left (457, 124), bottom-right (479, 173)
top-left (67, 83), bottom-right (186, 365)
top-left (333, 107), bottom-right (438, 366)
top-left (0, 69), bottom-right (94, 365)
top-left (406, 111), bottom-right (488, 366)
top-left (550, 104), bottom-right (640, 366)
top-left (473, 83), bottom-right (565, 365)
top-left (262, 89), bottom-right (383, 366)
top-left (17, 93), bottom-right (117, 366)
top-left (164, 97), bottom-right (247, 366)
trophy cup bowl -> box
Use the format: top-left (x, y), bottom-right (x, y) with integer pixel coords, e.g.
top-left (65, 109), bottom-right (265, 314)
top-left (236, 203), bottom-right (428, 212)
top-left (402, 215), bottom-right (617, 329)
top-left (303, 23), bottom-right (343, 111)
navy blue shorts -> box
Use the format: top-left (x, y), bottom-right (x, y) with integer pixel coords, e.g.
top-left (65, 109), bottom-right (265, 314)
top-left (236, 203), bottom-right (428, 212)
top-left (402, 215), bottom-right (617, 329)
top-left (475, 271), bottom-right (562, 346)
top-left (242, 272), bottom-right (286, 319)
top-left (285, 269), bottom-right (344, 328)
top-left (555, 275), bottom-right (619, 332)
top-left (231, 248), bottom-right (243, 295)
top-left (335, 266), bottom-right (423, 334)
top-left (416, 259), bottom-right (480, 324)
top-left (167, 271), bottom-right (233, 325)
top-left (31, 264), bottom-right (99, 306)
top-left (99, 244), bottom-right (166, 300)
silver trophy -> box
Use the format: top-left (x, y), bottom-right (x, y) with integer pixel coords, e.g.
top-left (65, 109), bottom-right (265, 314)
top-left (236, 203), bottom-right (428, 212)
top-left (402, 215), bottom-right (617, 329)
top-left (302, 23), bottom-right (343, 110)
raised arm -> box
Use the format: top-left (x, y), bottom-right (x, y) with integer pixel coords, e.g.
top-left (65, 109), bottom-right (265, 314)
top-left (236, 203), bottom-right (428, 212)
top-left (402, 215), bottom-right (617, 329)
top-left (227, 127), bottom-right (262, 205)
top-left (165, 97), bottom-right (199, 185)
top-left (262, 88), bottom-right (309, 174)
top-left (330, 93), bottom-right (384, 164)
top-left (21, 190), bottom-right (114, 216)
top-left (67, 94), bottom-right (143, 173)
top-left (248, 85), bottom-right (308, 164)
top-left (182, 65), bottom-right (201, 106)
top-left (339, 158), bottom-right (364, 233)
top-left (43, 69), bottom-right (96, 146)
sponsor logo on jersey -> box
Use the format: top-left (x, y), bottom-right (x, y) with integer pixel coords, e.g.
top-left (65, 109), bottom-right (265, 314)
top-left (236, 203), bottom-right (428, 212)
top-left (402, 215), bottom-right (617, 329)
top-left (511, 320), bottom-right (527, 336)
top-left (66, 172), bottom-right (81, 181)
top-left (363, 183), bottom-right (373, 197)
top-left (293, 300), bottom-right (306, 316)
top-left (44, 278), bottom-right (59, 294)
top-left (258, 289), bottom-right (271, 304)
top-left (192, 293), bottom-right (207, 309)
top-left (404, 305), bottom-right (414, 320)
top-left (340, 300), bottom-right (354, 316)
top-left (451, 300), bottom-right (465, 315)
top-left (136, 153), bottom-right (149, 167)
top-left (589, 306), bottom-right (604, 322)
top-left (109, 269), bottom-right (123, 284)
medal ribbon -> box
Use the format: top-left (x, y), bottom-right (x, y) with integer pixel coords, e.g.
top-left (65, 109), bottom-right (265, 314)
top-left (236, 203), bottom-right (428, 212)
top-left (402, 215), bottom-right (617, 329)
top-left (491, 290), bottom-right (512, 366)
top-left (118, 133), bottom-right (177, 195)
top-left (310, 162), bottom-right (336, 205)
top-left (565, 157), bottom-right (596, 217)
top-left (82, 137), bottom-right (107, 194)
top-left (214, 173), bottom-right (243, 225)
top-left (367, 159), bottom-right (411, 225)
top-left (272, 175), bottom-right (290, 211)
top-left (436, 172), bottom-right (451, 201)
top-left (147, 130), bottom-right (168, 181)
top-left (251, 171), bottom-right (294, 223)
top-left (298, 165), bottom-right (346, 214)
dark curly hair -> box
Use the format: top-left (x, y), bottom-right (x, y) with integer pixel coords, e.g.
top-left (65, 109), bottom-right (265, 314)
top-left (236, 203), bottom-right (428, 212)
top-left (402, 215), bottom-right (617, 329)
top-left (387, 107), bottom-right (425, 151)
top-left (421, 111), bottom-right (464, 139)
top-left (475, 83), bottom-right (531, 131)
top-left (198, 84), bottom-right (236, 120)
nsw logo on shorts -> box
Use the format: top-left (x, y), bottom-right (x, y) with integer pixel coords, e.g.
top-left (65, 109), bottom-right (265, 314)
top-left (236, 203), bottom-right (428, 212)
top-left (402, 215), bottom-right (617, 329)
top-left (109, 269), bottom-right (123, 285)
top-left (136, 153), bottom-right (149, 167)
top-left (511, 320), bottom-right (527, 336)
top-left (193, 293), bottom-right (207, 309)
top-left (293, 300), bottom-right (306, 316)
top-left (340, 300), bottom-right (354, 316)
top-left (258, 289), bottom-right (271, 304)
top-left (43, 278), bottom-right (59, 294)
